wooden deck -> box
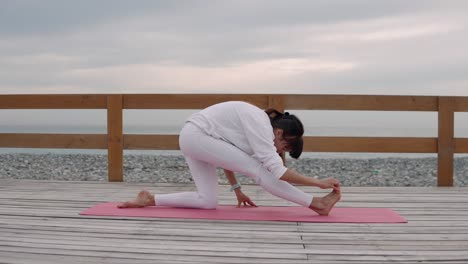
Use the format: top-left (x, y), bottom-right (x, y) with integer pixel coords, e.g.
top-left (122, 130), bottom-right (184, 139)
top-left (0, 180), bottom-right (467, 264)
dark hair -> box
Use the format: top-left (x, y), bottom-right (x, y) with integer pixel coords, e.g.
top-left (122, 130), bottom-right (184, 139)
top-left (265, 108), bottom-right (304, 159)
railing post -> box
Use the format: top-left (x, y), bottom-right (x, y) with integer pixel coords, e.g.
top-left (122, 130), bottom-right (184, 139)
top-left (268, 95), bottom-right (286, 163)
top-left (107, 95), bottom-right (124, 182)
top-left (437, 96), bottom-right (455, 186)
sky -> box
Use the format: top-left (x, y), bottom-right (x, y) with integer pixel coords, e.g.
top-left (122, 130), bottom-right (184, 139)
top-left (0, 1), bottom-right (467, 142)
top-left (0, 0), bottom-right (467, 95)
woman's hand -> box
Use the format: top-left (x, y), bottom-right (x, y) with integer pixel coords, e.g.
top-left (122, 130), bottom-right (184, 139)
top-left (234, 189), bottom-right (257, 207)
top-left (318, 177), bottom-right (341, 193)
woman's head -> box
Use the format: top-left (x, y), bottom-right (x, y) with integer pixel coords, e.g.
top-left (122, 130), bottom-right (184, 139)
top-left (265, 108), bottom-right (304, 159)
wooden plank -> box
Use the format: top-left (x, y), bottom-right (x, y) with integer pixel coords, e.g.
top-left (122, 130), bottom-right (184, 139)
top-left (0, 133), bottom-right (106, 149)
top-left (303, 244), bottom-right (468, 250)
top-left (303, 239), bottom-right (468, 246)
top-left (300, 233), bottom-right (468, 241)
top-left (0, 94), bottom-right (107, 109)
top-left (0, 230), bottom-right (303, 249)
top-left (438, 97), bottom-right (455, 186)
top-left (124, 134), bottom-right (180, 150)
top-left (3, 221), bottom-right (468, 237)
top-left (0, 226), bottom-right (303, 244)
top-left (284, 95), bottom-right (438, 111)
top-left (453, 97), bottom-right (468, 112)
top-left (123, 94), bottom-right (270, 109)
top-left (303, 136), bottom-right (437, 153)
top-left (0, 237), bottom-right (307, 259)
top-left (0, 252), bottom-right (189, 264)
top-left (303, 254), bottom-right (468, 262)
top-left (455, 138), bottom-right (468, 153)
top-left (123, 135), bottom-right (438, 153)
top-left (107, 95), bottom-right (123, 182)
top-left (0, 246), bottom-right (308, 264)
top-left (268, 95), bottom-right (285, 111)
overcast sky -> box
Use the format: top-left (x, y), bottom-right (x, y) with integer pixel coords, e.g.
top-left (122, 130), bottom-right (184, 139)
top-left (1, 0), bottom-right (467, 95)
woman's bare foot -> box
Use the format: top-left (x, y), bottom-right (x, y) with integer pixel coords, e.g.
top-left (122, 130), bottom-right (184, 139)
top-left (309, 190), bottom-right (341, 216)
top-left (117, 190), bottom-right (156, 208)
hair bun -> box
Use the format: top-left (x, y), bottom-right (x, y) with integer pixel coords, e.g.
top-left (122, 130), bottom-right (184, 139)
top-left (284, 112), bottom-right (290, 116)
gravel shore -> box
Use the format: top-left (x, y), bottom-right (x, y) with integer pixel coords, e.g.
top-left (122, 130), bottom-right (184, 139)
top-left (1, 153), bottom-right (467, 186)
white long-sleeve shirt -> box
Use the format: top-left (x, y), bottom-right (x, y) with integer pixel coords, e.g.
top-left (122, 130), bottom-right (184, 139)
top-left (187, 101), bottom-right (287, 179)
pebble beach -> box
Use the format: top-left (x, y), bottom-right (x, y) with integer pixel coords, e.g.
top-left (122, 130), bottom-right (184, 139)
top-left (1, 153), bottom-right (467, 186)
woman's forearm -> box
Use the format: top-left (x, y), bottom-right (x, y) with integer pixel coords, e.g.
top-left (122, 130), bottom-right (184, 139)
top-left (224, 169), bottom-right (238, 185)
top-left (279, 169), bottom-right (321, 187)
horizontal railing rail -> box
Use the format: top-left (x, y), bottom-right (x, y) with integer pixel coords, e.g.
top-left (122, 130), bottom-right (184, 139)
top-left (1, 94), bottom-right (467, 186)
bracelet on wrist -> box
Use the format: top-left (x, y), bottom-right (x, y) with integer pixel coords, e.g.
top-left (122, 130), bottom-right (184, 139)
top-left (230, 183), bottom-right (241, 192)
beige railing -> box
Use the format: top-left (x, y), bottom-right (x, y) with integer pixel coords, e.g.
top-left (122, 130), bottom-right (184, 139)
top-left (1, 94), bottom-right (467, 186)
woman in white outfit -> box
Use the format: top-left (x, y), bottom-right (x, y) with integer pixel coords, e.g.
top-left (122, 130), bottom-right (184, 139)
top-left (119, 101), bottom-right (341, 215)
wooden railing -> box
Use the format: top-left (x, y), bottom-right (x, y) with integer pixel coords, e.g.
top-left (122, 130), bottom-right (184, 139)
top-left (1, 94), bottom-right (467, 186)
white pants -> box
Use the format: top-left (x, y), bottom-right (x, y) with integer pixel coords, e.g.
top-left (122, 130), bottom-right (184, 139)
top-left (156, 122), bottom-right (313, 208)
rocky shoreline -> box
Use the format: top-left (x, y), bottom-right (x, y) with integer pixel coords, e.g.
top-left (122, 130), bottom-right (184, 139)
top-left (1, 153), bottom-right (467, 186)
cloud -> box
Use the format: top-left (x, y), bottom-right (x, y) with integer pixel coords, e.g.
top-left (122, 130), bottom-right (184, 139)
top-left (41, 58), bottom-right (353, 94)
top-left (318, 20), bottom-right (461, 43)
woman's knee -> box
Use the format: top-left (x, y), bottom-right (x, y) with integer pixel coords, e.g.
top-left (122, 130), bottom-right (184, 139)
top-left (198, 195), bottom-right (218, 209)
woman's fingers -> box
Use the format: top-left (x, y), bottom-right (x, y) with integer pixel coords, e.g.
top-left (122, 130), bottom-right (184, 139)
top-left (333, 182), bottom-right (341, 193)
top-left (247, 199), bottom-right (257, 207)
top-left (236, 192), bottom-right (257, 207)
top-left (237, 198), bottom-right (257, 207)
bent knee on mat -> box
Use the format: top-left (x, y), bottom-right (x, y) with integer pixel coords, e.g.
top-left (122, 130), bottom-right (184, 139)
top-left (198, 197), bottom-right (218, 209)
top-left (197, 201), bottom-right (217, 209)
top-left (200, 204), bottom-right (217, 209)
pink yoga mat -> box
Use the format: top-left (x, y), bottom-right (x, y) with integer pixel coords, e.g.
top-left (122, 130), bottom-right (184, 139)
top-left (80, 202), bottom-right (406, 223)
